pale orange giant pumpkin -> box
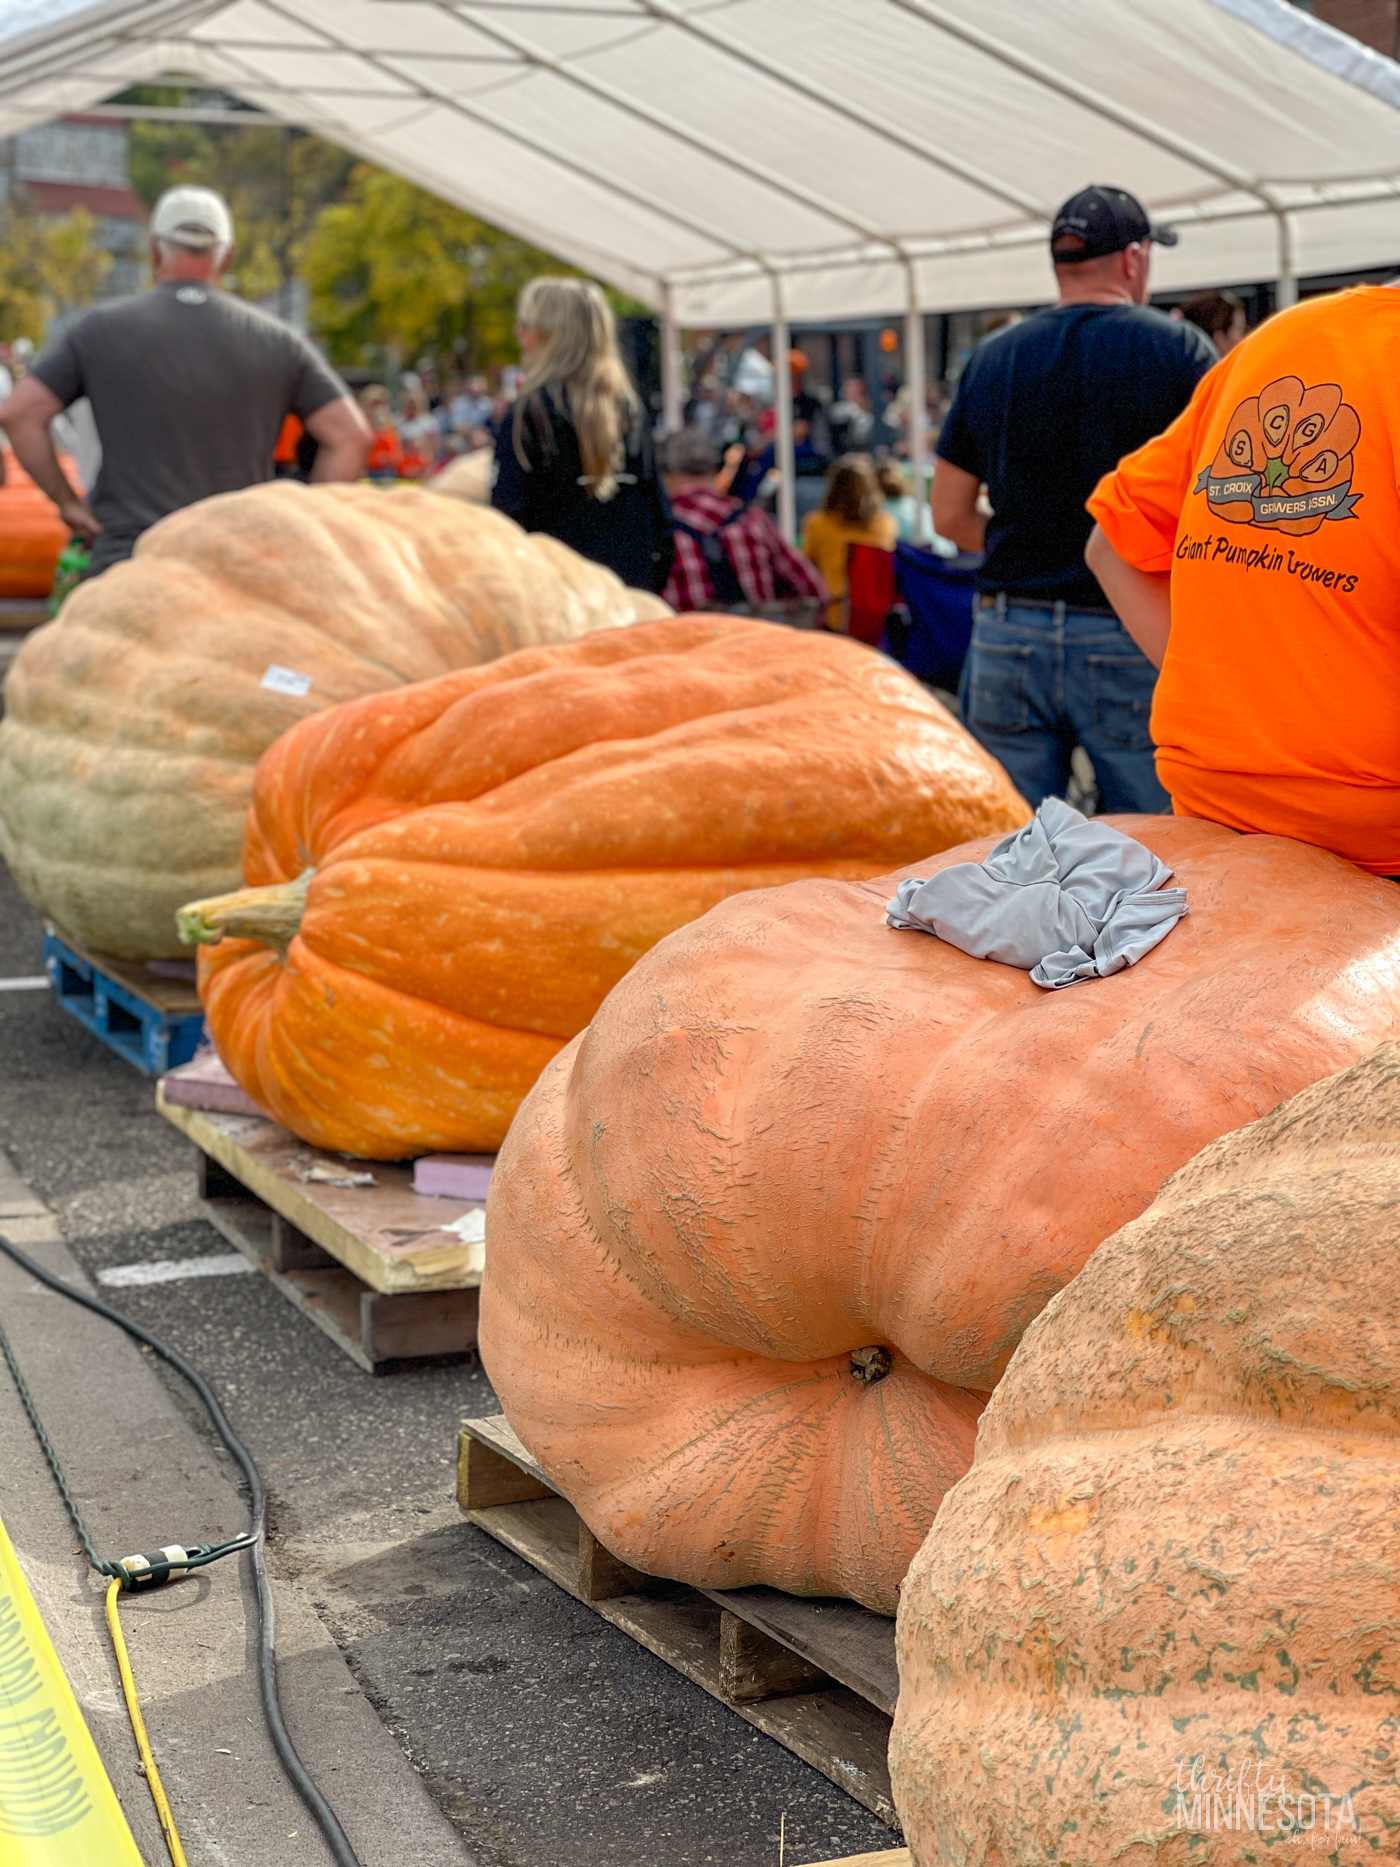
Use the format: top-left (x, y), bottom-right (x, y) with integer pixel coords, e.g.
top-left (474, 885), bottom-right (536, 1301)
top-left (892, 1040), bottom-right (1400, 1863)
top-left (182, 615), bottom-right (1029, 1157)
top-left (480, 821), bottom-right (1400, 1615)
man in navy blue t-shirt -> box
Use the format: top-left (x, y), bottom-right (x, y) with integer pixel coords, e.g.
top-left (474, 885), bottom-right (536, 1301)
top-left (932, 186), bottom-right (1215, 813)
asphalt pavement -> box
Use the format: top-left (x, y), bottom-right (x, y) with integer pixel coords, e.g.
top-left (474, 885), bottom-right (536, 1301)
top-left (0, 859), bottom-right (893, 1867)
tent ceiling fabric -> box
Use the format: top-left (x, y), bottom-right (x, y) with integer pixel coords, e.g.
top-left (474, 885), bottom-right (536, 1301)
top-left (3, 0), bottom-right (1400, 321)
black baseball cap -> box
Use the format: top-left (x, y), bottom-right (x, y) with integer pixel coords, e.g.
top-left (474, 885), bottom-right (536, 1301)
top-left (1050, 186), bottom-right (1178, 263)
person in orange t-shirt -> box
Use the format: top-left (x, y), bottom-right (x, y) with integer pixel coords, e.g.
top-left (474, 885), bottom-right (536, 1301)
top-left (1085, 286), bottom-right (1400, 877)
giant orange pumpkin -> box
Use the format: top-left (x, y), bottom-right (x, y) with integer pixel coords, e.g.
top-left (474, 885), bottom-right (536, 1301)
top-left (892, 1039), bottom-right (1400, 1863)
top-left (479, 821), bottom-right (1400, 1615)
top-left (0, 445), bottom-right (77, 599)
top-left (181, 615), bottom-right (1029, 1158)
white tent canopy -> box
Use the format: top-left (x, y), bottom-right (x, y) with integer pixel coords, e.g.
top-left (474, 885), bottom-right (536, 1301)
top-left (6, 0), bottom-right (1400, 325)
top-left (5, 0), bottom-right (1400, 526)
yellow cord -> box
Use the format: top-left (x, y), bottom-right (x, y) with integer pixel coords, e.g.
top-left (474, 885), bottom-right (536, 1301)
top-left (104, 1576), bottom-right (190, 1867)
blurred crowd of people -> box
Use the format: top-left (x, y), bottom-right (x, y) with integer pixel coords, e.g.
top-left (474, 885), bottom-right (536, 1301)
top-left (351, 369), bottom-right (516, 480)
top-left (331, 298), bottom-right (957, 633)
top-left (687, 346), bottom-right (950, 535)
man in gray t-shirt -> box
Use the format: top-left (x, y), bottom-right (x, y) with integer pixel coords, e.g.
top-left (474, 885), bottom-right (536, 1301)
top-left (0, 185), bottom-right (370, 575)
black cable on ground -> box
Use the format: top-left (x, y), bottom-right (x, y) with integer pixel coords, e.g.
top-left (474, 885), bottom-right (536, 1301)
top-left (0, 1230), bottom-right (366, 1867)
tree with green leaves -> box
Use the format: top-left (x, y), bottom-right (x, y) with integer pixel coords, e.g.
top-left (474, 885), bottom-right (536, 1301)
top-left (302, 166), bottom-right (571, 370)
top-left (0, 204), bottom-right (111, 345)
top-left (123, 85), bottom-right (356, 303)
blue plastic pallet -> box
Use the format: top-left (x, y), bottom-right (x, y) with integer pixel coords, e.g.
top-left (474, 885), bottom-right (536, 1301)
top-left (43, 928), bottom-right (206, 1077)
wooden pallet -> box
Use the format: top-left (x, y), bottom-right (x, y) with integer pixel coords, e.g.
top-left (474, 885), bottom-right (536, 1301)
top-left (44, 925), bottom-right (206, 1075)
top-left (157, 1091), bottom-right (487, 1373)
top-left (807, 1855), bottom-right (909, 1867)
top-left (457, 1414), bottom-right (902, 1830)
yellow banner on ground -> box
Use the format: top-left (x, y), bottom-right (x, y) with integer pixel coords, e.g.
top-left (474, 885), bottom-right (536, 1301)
top-left (0, 1513), bottom-right (144, 1866)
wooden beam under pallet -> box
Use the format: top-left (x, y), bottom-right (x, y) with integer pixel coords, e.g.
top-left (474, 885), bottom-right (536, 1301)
top-left (457, 1414), bottom-right (902, 1831)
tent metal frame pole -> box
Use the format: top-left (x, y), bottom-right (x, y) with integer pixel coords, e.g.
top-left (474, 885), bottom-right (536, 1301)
top-left (445, 1), bottom-right (907, 255)
top-left (887, 0), bottom-right (1288, 228)
top-left (55, 100), bottom-right (278, 123)
top-left (0, 0), bottom-right (214, 86)
top-left (663, 176), bottom-right (1399, 295)
top-left (245, 0), bottom-right (757, 292)
top-left (660, 283), bottom-right (682, 433)
top-left (634, 0), bottom-right (1051, 224)
top-left (769, 271), bottom-right (797, 547)
top-left (1275, 210), bottom-right (1299, 309)
top-left (903, 260), bottom-right (929, 521)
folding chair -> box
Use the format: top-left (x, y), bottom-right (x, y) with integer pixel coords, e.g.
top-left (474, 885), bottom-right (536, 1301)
top-left (886, 544), bottom-right (980, 692)
top-left (844, 542), bottom-right (898, 646)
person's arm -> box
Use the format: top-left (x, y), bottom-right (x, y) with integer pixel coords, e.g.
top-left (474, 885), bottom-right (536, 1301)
top-left (930, 457), bottom-right (986, 554)
top-left (305, 394), bottom-right (371, 482)
top-left (1085, 525), bottom-right (1171, 668)
top-left (0, 376), bottom-right (100, 538)
top-left (714, 442), bottom-right (744, 497)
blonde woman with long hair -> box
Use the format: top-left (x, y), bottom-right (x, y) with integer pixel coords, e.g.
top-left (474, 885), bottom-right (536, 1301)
top-left (491, 277), bottom-right (674, 592)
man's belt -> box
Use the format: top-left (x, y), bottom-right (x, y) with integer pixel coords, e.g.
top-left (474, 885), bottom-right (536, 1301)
top-left (977, 591), bottom-right (1118, 618)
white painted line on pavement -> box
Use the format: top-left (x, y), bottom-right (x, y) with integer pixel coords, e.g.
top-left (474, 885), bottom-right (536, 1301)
top-left (0, 977), bottom-right (49, 991)
top-left (97, 1253), bottom-right (253, 1288)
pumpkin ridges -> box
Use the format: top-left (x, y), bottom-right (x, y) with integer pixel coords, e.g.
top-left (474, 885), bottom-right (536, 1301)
top-left (232, 621), bottom-right (1025, 912)
top-left (975, 1045), bottom-right (1400, 1456)
top-left (366, 650), bottom-right (925, 808)
top-left (890, 1040), bottom-right (1400, 1862)
top-left (0, 727), bottom-right (254, 957)
top-left (566, 824), bottom-right (1390, 1382)
top-left (295, 858), bottom-right (888, 1039)
top-left (893, 1438), bottom-right (1400, 1855)
top-left (135, 482), bottom-right (545, 661)
top-left (240, 616), bottom-right (764, 883)
top-left (480, 1047), bottom-right (985, 1612)
top-left (201, 935), bottom-right (565, 1156)
top-left (325, 715), bottom-right (1021, 875)
top-left (242, 616), bottom-right (968, 881)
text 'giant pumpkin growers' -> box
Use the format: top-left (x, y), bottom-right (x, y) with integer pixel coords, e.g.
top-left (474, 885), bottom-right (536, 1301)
top-left (178, 614), bottom-right (1030, 1157)
top-left (0, 479), bottom-right (668, 959)
top-left (479, 820), bottom-right (1400, 1615)
top-left (891, 1039), bottom-right (1400, 1865)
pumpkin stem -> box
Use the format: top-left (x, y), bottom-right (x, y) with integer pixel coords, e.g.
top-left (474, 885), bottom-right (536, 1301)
top-left (176, 871), bottom-right (312, 952)
top-left (850, 1346), bottom-right (893, 1384)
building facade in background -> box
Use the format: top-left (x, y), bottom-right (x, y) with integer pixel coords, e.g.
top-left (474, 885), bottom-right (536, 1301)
top-left (0, 115), bottom-right (145, 301)
top-left (1299, 0), bottom-right (1399, 56)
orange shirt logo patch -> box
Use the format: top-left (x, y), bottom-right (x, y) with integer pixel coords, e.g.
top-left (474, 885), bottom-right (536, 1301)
top-left (1193, 375), bottom-right (1361, 535)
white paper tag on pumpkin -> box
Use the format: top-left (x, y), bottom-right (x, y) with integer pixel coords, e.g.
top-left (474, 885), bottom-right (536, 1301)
top-left (261, 664), bottom-right (312, 697)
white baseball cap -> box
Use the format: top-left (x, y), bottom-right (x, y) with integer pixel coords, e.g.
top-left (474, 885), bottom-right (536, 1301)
top-left (149, 185), bottom-right (234, 252)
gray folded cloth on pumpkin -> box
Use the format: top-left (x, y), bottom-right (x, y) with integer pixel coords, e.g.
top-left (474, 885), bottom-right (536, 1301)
top-left (886, 796), bottom-right (1188, 989)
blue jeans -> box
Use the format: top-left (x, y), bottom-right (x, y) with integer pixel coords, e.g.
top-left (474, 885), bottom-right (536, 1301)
top-left (958, 599), bottom-right (1170, 814)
